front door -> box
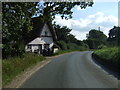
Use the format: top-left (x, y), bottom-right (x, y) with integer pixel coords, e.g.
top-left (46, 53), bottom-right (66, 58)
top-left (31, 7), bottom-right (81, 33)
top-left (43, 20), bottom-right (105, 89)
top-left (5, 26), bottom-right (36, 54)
top-left (43, 44), bottom-right (50, 56)
top-left (38, 44), bottom-right (42, 54)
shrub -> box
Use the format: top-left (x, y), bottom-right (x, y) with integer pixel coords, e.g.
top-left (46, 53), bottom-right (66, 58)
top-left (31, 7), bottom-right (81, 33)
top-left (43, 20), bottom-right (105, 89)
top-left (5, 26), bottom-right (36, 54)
top-left (97, 44), bottom-right (107, 49)
top-left (93, 47), bottom-right (119, 66)
top-left (57, 40), bottom-right (67, 50)
top-left (57, 40), bottom-right (89, 51)
top-left (67, 43), bottom-right (78, 50)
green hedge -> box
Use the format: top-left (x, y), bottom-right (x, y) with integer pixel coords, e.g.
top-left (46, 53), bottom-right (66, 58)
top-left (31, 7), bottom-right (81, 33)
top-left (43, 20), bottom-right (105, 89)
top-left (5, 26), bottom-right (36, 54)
top-left (2, 53), bottom-right (45, 86)
top-left (57, 40), bottom-right (89, 51)
top-left (94, 47), bottom-right (119, 64)
top-left (93, 47), bottom-right (120, 72)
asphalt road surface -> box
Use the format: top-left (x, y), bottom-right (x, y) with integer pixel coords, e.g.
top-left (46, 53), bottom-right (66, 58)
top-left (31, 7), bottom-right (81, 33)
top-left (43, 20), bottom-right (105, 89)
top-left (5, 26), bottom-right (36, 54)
top-left (21, 51), bottom-right (118, 88)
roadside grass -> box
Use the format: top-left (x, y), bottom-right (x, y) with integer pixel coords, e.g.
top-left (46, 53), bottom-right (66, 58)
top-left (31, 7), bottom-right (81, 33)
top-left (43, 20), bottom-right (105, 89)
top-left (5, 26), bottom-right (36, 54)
top-left (2, 53), bottom-right (45, 86)
top-left (52, 50), bottom-right (77, 56)
top-left (52, 49), bottom-right (88, 56)
top-left (93, 47), bottom-right (120, 67)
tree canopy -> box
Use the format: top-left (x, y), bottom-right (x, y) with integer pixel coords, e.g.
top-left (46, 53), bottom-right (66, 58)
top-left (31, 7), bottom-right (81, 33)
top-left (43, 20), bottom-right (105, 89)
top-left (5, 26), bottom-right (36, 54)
top-left (2, 2), bottom-right (37, 58)
top-left (87, 29), bottom-right (107, 41)
top-left (36, 2), bottom-right (94, 21)
top-left (54, 24), bottom-right (72, 42)
top-left (107, 26), bottom-right (120, 46)
top-left (85, 29), bottom-right (107, 49)
top-left (54, 24), bottom-right (88, 50)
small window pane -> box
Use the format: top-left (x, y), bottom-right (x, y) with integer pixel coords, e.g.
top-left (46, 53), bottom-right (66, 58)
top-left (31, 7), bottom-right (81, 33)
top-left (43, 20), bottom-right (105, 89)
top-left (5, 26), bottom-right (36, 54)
top-left (45, 31), bottom-right (48, 36)
top-left (27, 45), bottom-right (31, 49)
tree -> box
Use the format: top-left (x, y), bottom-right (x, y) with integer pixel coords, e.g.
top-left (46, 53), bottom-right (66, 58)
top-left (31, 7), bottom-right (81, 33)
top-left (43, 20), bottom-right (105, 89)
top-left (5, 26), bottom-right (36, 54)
top-left (54, 24), bottom-right (79, 43)
top-left (54, 24), bottom-right (88, 50)
top-left (87, 29), bottom-right (107, 41)
top-left (86, 29), bottom-right (107, 49)
top-left (2, 2), bottom-right (37, 58)
top-left (54, 25), bottom-right (72, 42)
top-left (107, 26), bottom-right (120, 46)
top-left (36, 2), bottom-right (94, 21)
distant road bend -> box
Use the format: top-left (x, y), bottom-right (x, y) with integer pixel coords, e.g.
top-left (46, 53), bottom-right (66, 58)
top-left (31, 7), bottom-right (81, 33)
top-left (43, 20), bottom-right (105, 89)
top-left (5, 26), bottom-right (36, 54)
top-left (21, 51), bottom-right (118, 88)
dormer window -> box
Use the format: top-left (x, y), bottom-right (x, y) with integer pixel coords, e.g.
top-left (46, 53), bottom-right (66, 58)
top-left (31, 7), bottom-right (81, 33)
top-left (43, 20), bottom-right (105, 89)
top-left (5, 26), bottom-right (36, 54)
top-left (45, 31), bottom-right (48, 36)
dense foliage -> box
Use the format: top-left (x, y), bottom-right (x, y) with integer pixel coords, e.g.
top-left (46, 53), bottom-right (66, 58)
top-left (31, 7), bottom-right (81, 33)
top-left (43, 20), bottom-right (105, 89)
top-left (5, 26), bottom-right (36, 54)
top-left (2, 2), bottom-right (37, 58)
top-left (2, 53), bottom-right (45, 86)
top-left (85, 26), bottom-right (120, 49)
top-left (107, 26), bottom-right (120, 46)
top-left (85, 29), bottom-right (107, 49)
top-left (36, 2), bottom-right (93, 21)
top-left (87, 29), bottom-right (107, 41)
top-left (93, 47), bottom-right (120, 70)
top-left (54, 25), bottom-right (89, 50)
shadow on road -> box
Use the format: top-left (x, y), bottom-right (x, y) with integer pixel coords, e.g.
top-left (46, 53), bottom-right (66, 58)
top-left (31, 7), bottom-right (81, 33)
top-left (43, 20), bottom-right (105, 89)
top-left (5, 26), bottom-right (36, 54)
top-left (91, 53), bottom-right (120, 80)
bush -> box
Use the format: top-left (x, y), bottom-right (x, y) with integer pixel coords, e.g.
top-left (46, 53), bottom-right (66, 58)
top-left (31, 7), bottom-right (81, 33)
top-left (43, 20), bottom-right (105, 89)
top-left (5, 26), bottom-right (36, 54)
top-left (2, 53), bottom-right (45, 86)
top-left (2, 43), bottom-right (25, 59)
top-left (67, 43), bottom-right (78, 50)
top-left (57, 40), bottom-right (89, 51)
top-left (79, 46), bottom-right (88, 51)
top-left (57, 41), bottom-right (67, 50)
top-left (97, 44), bottom-right (107, 49)
top-left (93, 47), bottom-right (120, 67)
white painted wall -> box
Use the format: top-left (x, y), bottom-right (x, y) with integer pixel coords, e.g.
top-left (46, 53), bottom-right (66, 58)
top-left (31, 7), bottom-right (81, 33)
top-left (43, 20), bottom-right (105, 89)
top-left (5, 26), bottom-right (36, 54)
top-left (26, 36), bottom-right (54, 52)
top-left (31, 45), bottom-right (38, 52)
top-left (25, 45), bottom-right (38, 52)
top-left (53, 48), bottom-right (59, 53)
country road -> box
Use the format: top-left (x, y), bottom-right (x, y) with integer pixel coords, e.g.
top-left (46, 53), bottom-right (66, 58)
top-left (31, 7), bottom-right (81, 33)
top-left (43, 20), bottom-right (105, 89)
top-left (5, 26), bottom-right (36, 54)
top-left (21, 51), bottom-right (118, 88)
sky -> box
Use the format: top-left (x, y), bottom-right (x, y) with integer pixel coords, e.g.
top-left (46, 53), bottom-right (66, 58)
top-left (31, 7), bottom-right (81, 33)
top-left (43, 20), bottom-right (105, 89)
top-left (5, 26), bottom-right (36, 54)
top-left (54, 1), bottom-right (119, 40)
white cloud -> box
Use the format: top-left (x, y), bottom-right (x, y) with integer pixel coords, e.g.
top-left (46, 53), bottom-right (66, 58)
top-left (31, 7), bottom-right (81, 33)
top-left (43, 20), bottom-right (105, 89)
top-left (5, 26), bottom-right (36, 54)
top-left (54, 12), bottom-right (117, 40)
top-left (70, 30), bottom-right (89, 40)
top-left (54, 16), bottom-right (72, 28)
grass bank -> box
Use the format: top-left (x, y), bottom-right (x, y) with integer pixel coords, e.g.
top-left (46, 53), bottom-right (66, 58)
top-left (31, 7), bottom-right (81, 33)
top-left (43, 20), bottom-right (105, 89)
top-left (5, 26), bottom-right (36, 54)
top-left (52, 50), bottom-right (77, 56)
top-left (92, 47), bottom-right (120, 72)
top-left (52, 49), bottom-right (86, 56)
top-left (2, 53), bottom-right (45, 86)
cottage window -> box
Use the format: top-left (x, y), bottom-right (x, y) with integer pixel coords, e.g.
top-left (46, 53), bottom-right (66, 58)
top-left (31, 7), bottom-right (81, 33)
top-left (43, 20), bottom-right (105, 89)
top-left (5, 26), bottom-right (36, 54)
top-left (45, 31), bottom-right (48, 36)
top-left (27, 45), bottom-right (31, 49)
top-left (44, 44), bottom-right (49, 49)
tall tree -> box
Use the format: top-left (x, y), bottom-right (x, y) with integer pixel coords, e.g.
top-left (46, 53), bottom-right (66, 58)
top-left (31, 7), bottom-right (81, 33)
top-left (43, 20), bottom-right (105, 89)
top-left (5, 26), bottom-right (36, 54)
top-left (87, 29), bottom-right (107, 41)
top-left (86, 29), bottom-right (107, 49)
top-left (2, 2), bottom-right (37, 58)
top-left (107, 26), bottom-right (120, 46)
top-left (54, 24), bottom-right (79, 43)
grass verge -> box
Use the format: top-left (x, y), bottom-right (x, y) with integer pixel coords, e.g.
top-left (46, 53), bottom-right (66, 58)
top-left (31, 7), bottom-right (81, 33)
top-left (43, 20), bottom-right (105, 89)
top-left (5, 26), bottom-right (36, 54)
top-left (2, 53), bottom-right (45, 86)
top-left (93, 47), bottom-right (120, 72)
top-left (52, 50), bottom-right (80, 56)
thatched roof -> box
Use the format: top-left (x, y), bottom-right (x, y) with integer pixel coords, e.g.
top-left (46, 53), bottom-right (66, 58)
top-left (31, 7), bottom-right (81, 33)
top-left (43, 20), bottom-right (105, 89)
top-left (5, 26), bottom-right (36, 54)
top-left (26, 16), bottom-right (57, 44)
